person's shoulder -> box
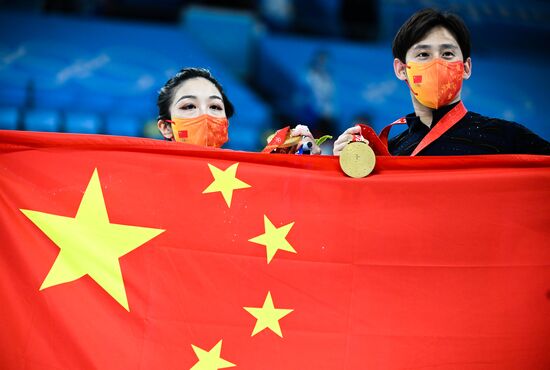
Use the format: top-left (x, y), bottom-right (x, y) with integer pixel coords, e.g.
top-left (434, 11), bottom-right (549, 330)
top-left (467, 111), bottom-right (550, 154)
top-left (465, 112), bottom-right (531, 132)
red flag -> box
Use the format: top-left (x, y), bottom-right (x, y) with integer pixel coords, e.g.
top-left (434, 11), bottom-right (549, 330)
top-left (1, 130), bottom-right (549, 370)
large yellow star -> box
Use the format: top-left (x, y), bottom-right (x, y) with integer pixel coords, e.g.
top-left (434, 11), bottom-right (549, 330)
top-left (243, 291), bottom-right (293, 337)
top-left (20, 168), bottom-right (164, 311)
top-left (248, 215), bottom-right (296, 264)
top-left (202, 163), bottom-right (251, 207)
top-left (190, 339), bottom-right (236, 370)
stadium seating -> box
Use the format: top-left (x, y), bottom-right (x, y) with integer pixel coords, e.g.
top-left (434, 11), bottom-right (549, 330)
top-left (0, 66), bottom-right (29, 107)
top-left (256, 33), bottom-right (549, 140)
top-left (65, 112), bottom-right (102, 134)
top-left (352, 1), bottom-right (550, 54)
top-left (0, 10), bottom-right (271, 151)
top-left (0, 106), bottom-right (19, 130)
top-left (0, 1), bottom-right (548, 147)
top-left (105, 114), bottom-right (143, 137)
top-left (181, 6), bottom-right (263, 79)
top-left (23, 109), bottom-right (61, 132)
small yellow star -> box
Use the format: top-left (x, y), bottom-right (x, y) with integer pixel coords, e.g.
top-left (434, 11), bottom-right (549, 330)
top-left (203, 163), bottom-right (251, 207)
top-left (190, 339), bottom-right (236, 370)
top-left (248, 215), bottom-right (296, 264)
top-left (243, 291), bottom-right (293, 337)
top-left (20, 168), bottom-right (164, 311)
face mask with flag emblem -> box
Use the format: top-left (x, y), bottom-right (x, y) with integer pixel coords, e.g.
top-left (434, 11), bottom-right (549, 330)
top-left (167, 114), bottom-right (228, 148)
top-left (405, 59), bottom-right (464, 109)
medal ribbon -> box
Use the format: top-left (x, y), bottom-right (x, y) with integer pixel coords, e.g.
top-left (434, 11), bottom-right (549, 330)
top-left (358, 101), bottom-right (467, 156)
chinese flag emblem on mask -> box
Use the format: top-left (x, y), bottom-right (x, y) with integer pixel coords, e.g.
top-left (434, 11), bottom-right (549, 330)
top-left (406, 59), bottom-right (464, 109)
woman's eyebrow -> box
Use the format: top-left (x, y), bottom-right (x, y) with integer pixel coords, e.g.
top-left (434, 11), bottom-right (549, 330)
top-left (209, 95), bottom-right (222, 100)
top-left (175, 95), bottom-right (196, 103)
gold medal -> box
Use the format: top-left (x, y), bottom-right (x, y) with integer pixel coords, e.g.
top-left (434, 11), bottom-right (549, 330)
top-left (339, 141), bottom-right (376, 178)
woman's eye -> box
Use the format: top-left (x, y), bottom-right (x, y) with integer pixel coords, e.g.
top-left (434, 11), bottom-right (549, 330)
top-left (442, 51), bottom-right (455, 58)
top-left (181, 104), bottom-right (196, 110)
top-left (416, 52), bottom-right (429, 58)
top-left (210, 104), bottom-right (223, 111)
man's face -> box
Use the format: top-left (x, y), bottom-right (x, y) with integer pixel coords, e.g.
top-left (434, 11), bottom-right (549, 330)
top-left (393, 25), bottom-right (472, 107)
top-left (405, 26), bottom-right (464, 63)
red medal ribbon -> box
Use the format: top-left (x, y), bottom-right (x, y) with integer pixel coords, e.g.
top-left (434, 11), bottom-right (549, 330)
top-left (262, 126), bottom-right (290, 153)
top-left (361, 101), bottom-right (467, 156)
top-left (410, 101), bottom-right (467, 156)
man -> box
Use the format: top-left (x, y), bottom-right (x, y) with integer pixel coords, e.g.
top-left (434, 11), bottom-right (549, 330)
top-left (333, 8), bottom-right (550, 156)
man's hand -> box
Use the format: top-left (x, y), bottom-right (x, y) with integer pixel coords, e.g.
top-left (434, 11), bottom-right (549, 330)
top-left (333, 126), bottom-right (364, 156)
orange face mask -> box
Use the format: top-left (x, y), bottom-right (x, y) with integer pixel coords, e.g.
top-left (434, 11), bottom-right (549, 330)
top-left (405, 59), bottom-right (464, 109)
top-left (167, 115), bottom-right (229, 148)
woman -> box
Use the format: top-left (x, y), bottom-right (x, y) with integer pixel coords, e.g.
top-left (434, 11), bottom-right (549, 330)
top-left (157, 67), bottom-right (234, 148)
top-left (157, 67), bottom-right (324, 154)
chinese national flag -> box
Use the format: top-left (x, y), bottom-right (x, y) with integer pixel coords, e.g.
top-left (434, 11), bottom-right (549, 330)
top-left (1, 130), bottom-right (549, 370)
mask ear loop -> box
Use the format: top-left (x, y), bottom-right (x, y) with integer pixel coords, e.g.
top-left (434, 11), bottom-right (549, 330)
top-left (161, 119), bottom-right (176, 141)
top-left (403, 64), bottom-right (419, 97)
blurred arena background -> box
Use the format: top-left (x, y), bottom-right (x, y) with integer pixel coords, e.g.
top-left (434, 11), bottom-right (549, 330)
top-left (0, 0), bottom-right (548, 151)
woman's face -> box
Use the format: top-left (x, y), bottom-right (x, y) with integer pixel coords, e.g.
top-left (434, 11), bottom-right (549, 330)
top-left (169, 77), bottom-right (226, 119)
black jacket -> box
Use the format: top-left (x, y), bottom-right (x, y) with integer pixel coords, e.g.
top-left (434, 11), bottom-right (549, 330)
top-left (389, 102), bottom-right (550, 156)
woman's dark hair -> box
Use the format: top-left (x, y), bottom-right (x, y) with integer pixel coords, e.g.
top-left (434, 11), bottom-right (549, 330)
top-left (157, 67), bottom-right (235, 120)
top-left (392, 8), bottom-right (471, 62)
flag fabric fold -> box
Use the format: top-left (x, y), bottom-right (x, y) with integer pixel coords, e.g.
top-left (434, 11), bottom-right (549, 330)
top-left (1, 130), bottom-right (549, 370)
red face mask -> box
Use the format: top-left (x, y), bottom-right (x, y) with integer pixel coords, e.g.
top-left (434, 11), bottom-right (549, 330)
top-left (167, 115), bottom-right (229, 148)
top-left (405, 59), bottom-right (464, 109)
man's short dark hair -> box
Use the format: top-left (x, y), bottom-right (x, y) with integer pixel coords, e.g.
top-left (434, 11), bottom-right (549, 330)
top-left (392, 8), bottom-right (471, 62)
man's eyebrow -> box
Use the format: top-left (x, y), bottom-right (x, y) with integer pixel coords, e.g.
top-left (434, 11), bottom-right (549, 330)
top-left (176, 95), bottom-right (196, 103)
top-left (412, 43), bottom-right (458, 50)
top-left (412, 44), bottom-right (432, 50)
top-left (439, 44), bottom-right (459, 50)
